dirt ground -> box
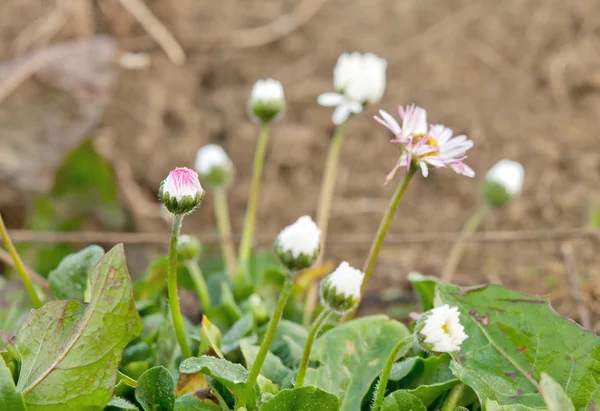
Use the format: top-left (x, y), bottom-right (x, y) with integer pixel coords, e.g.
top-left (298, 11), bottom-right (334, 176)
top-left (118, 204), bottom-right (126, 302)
top-left (0, 0), bottom-right (599, 328)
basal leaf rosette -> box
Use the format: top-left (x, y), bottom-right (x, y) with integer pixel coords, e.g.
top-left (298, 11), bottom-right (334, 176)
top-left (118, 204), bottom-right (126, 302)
top-left (435, 282), bottom-right (600, 410)
top-left (274, 216), bottom-right (321, 272)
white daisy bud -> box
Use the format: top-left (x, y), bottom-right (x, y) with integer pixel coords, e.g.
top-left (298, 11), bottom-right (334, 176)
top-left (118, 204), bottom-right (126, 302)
top-left (159, 167), bottom-right (205, 215)
top-left (177, 234), bottom-right (202, 261)
top-left (483, 159), bottom-right (525, 207)
top-left (318, 52), bottom-right (387, 125)
top-left (248, 79), bottom-right (285, 123)
top-left (320, 262), bottom-right (364, 314)
top-left (194, 144), bottom-right (234, 189)
top-left (415, 304), bottom-right (468, 353)
top-left (274, 216), bottom-right (321, 272)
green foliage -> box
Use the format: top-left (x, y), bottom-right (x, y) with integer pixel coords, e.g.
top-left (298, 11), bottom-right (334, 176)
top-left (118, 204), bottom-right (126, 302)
top-left (240, 340), bottom-right (292, 386)
top-left (539, 373), bottom-right (575, 411)
top-left (0, 279), bottom-right (30, 333)
top-left (436, 283), bottom-right (600, 410)
top-left (135, 366), bottom-right (176, 411)
top-left (304, 315), bottom-right (410, 411)
top-left (381, 390), bottom-right (427, 411)
top-left (15, 245), bottom-right (142, 410)
top-left (174, 393), bottom-right (221, 410)
top-left (0, 355), bottom-right (26, 411)
top-left (107, 396), bottom-right (139, 410)
top-left (48, 244), bottom-right (104, 300)
top-left (260, 386), bottom-right (340, 411)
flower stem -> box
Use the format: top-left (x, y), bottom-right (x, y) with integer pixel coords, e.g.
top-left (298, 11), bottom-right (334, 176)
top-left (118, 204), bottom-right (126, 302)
top-left (442, 203), bottom-right (491, 283)
top-left (167, 213), bottom-right (192, 359)
top-left (0, 212), bottom-right (42, 308)
top-left (304, 122), bottom-right (347, 325)
top-left (241, 274), bottom-right (293, 407)
top-left (371, 336), bottom-right (414, 411)
top-left (185, 260), bottom-right (212, 314)
top-left (440, 382), bottom-right (467, 411)
top-left (214, 188), bottom-right (237, 278)
top-left (238, 122), bottom-right (271, 275)
top-left (295, 308), bottom-right (332, 388)
top-left (346, 167), bottom-right (416, 322)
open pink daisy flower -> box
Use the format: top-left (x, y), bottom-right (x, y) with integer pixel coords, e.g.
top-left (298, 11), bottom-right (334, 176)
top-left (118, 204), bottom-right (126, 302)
top-left (375, 105), bottom-right (474, 182)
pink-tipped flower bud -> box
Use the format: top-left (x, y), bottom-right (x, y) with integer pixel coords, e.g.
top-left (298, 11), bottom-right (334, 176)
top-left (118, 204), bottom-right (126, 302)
top-left (159, 167), bottom-right (205, 215)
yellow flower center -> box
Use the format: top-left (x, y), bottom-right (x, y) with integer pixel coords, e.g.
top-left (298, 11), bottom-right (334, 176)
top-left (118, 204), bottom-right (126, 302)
top-left (441, 323), bottom-right (449, 334)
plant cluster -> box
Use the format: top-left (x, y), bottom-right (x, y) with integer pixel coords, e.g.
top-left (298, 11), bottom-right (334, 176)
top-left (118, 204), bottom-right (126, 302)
top-left (0, 52), bottom-right (597, 411)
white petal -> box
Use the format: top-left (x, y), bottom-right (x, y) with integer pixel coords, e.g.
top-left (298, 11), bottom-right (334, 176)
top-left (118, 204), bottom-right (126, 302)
top-left (420, 162), bottom-right (429, 177)
top-left (332, 104), bottom-right (352, 125)
top-left (318, 92), bottom-right (344, 107)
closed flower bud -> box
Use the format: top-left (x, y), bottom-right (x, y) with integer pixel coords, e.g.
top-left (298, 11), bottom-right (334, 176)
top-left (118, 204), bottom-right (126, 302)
top-left (320, 262), bottom-right (364, 314)
top-left (194, 144), bottom-right (234, 189)
top-left (248, 79), bottom-right (285, 123)
top-left (274, 215), bottom-right (320, 272)
top-left (177, 235), bottom-right (202, 261)
top-left (247, 294), bottom-right (268, 324)
top-left (483, 159), bottom-right (525, 207)
top-left (414, 304), bottom-right (468, 353)
top-left (159, 167), bottom-right (205, 215)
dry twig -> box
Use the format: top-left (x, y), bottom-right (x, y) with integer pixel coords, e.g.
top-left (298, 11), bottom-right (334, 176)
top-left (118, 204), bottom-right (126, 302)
top-left (117, 0), bottom-right (185, 64)
top-left (6, 227), bottom-right (599, 247)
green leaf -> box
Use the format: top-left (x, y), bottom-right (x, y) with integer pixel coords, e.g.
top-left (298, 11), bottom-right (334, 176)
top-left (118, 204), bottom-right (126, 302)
top-left (154, 314), bottom-right (178, 369)
top-left (135, 366), bottom-right (175, 411)
top-left (436, 283), bottom-right (600, 410)
top-left (48, 245), bottom-right (104, 300)
top-left (408, 272), bottom-right (439, 311)
top-left (485, 400), bottom-right (540, 411)
top-left (0, 279), bottom-right (30, 332)
top-left (222, 313), bottom-right (255, 354)
top-left (388, 354), bottom-right (458, 406)
top-left (304, 315), bottom-right (410, 411)
top-left (107, 395), bottom-right (139, 410)
top-left (0, 355), bottom-right (26, 411)
top-left (179, 356), bottom-right (256, 406)
top-left (260, 386), bottom-right (340, 411)
top-left (240, 340), bottom-right (292, 385)
top-left (381, 390), bottom-right (427, 411)
top-left (540, 373), bottom-right (575, 411)
top-left (15, 244), bottom-right (142, 411)
top-left (174, 393), bottom-right (221, 411)
top-left (271, 320), bottom-right (308, 369)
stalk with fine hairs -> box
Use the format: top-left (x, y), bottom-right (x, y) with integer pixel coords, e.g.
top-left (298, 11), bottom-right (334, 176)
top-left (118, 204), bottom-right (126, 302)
top-left (238, 275), bottom-right (293, 409)
top-left (167, 214), bottom-right (192, 359)
top-left (442, 203), bottom-right (490, 283)
top-left (371, 336), bottom-right (415, 411)
top-left (295, 308), bottom-right (333, 387)
top-left (345, 166), bottom-right (417, 321)
top-left (214, 188), bottom-right (237, 277)
top-left (0, 212), bottom-right (42, 308)
top-left (304, 122), bottom-right (347, 324)
top-left (238, 122), bottom-right (270, 274)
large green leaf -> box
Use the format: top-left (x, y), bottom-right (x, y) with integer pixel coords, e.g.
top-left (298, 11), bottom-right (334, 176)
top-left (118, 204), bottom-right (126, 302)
top-left (179, 356), bottom-right (256, 407)
top-left (135, 366), bottom-right (175, 411)
top-left (388, 354), bottom-right (458, 406)
top-left (381, 390), bottom-right (427, 411)
top-left (107, 395), bottom-right (139, 410)
top-left (436, 283), bottom-right (600, 410)
top-left (174, 393), bottom-right (220, 410)
top-left (539, 373), bottom-right (575, 411)
top-left (304, 315), bottom-right (410, 411)
top-left (0, 355), bottom-right (26, 411)
top-left (15, 244), bottom-right (142, 410)
top-left (260, 386), bottom-right (340, 411)
top-left (48, 245), bottom-right (104, 301)
top-left (0, 279), bottom-right (30, 333)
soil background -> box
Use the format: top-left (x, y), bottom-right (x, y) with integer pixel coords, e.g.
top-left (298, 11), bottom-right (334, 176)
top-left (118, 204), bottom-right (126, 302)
top-left (1, 0), bottom-right (599, 329)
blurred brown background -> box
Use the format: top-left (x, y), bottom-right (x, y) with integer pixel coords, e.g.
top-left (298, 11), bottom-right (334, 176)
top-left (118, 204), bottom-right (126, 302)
top-left (0, 0), bottom-right (599, 328)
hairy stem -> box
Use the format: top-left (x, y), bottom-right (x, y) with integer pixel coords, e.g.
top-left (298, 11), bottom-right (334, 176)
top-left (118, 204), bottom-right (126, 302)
top-left (238, 122), bottom-right (271, 274)
top-left (346, 167), bottom-right (416, 321)
top-left (214, 188), bottom-right (237, 278)
top-left (295, 308), bottom-right (332, 387)
top-left (240, 275), bottom-right (292, 408)
top-left (0, 212), bottom-right (42, 308)
top-left (304, 122), bottom-right (347, 325)
top-left (442, 203), bottom-right (490, 282)
top-left (167, 214), bottom-right (192, 359)
top-left (185, 260), bottom-right (212, 314)
top-left (371, 336), bottom-right (414, 411)
top-left (440, 382), bottom-right (467, 411)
